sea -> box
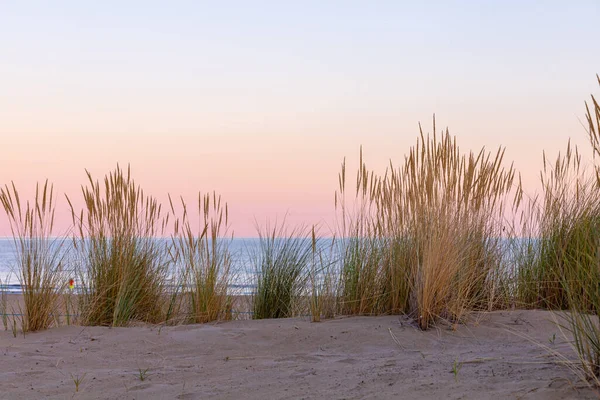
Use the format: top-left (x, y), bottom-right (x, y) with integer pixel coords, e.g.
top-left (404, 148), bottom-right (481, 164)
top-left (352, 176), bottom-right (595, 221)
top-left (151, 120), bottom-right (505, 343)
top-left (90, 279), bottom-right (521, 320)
top-left (0, 237), bottom-right (519, 294)
top-left (0, 238), bottom-right (267, 294)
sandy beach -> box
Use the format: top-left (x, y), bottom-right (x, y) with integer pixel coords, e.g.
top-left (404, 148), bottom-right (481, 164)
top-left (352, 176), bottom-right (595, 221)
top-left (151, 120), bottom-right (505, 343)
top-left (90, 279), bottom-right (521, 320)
top-left (0, 310), bottom-right (596, 399)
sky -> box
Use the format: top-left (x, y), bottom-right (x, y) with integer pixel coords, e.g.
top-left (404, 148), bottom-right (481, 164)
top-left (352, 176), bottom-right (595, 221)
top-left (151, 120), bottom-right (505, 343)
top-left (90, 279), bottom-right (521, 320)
top-left (1, 1), bottom-right (599, 237)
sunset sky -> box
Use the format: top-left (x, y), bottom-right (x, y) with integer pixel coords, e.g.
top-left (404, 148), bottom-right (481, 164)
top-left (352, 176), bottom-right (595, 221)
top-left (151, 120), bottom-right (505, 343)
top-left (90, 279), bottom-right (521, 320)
top-left (1, 1), bottom-right (599, 236)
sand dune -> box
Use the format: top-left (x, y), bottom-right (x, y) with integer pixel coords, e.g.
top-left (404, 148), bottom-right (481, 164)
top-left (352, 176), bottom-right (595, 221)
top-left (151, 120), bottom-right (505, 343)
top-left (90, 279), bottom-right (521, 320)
top-left (0, 310), bottom-right (596, 399)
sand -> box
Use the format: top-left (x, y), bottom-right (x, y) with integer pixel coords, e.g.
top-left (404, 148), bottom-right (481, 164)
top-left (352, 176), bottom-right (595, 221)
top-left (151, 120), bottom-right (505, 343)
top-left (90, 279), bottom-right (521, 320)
top-left (0, 309), bottom-right (597, 399)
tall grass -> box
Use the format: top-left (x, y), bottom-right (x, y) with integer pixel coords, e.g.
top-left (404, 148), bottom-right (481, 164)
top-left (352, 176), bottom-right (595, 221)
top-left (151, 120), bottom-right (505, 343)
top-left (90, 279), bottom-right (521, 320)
top-left (586, 74), bottom-right (600, 180)
top-left (515, 141), bottom-right (600, 309)
top-left (335, 151), bottom-right (391, 316)
top-left (336, 121), bottom-right (517, 329)
top-left (558, 216), bottom-right (600, 382)
top-left (551, 75), bottom-right (600, 383)
top-left (0, 181), bottom-right (65, 332)
top-left (169, 192), bottom-right (232, 324)
top-left (67, 165), bottom-right (170, 327)
top-left (513, 76), bottom-right (600, 312)
top-left (251, 221), bottom-right (314, 320)
top-left (401, 126), bottom-right (515, 328)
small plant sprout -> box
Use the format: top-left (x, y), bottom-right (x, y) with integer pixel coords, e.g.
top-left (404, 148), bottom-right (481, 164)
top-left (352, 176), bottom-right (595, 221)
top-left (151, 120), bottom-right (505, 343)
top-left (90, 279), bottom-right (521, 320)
top-left (451, 357), bottom-right (463, 382)
top-left (549, 333), bottom-right (556, 345)
top-left (71, 373), bottom-right (86, 392)
top-left (138, 367), bottom-right (150, 381)
top-left (11, 317), bottom-right (17, 338)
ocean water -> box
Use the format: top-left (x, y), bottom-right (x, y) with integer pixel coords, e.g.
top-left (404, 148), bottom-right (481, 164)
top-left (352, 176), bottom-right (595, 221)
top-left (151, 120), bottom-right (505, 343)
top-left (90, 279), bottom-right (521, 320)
top-left (0, 237), bottom-right (521, 294)
top-left (0, 238), bottom-right (265, 293)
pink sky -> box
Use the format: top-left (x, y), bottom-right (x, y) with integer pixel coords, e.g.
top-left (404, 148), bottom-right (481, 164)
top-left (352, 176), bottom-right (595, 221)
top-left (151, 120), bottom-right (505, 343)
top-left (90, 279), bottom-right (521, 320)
top-left (1, 2), bottom-right (599, 237)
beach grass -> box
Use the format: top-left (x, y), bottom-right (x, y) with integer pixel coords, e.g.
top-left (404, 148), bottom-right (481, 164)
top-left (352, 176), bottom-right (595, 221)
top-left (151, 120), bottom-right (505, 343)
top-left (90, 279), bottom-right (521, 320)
top-left (334, 150), bottom-right (395, 316)
top-left (169, 192), bottom-right (232, 324)
top-left (552, 76), bottom-right (600, 383)
top-left (250, 220), bottom-right (314, 319)
top-left (67, 165), bottom-right (170, 327)
top-left (0, 180), bottom-right (65, 332)
top-left (335, 123), bottom-right (516, 329)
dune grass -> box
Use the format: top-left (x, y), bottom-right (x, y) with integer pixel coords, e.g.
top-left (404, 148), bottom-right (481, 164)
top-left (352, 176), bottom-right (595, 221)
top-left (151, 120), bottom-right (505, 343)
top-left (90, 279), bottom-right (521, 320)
top-left (334, 150), bottom-right (395, 316)
top-left (250, 221), bottom-right (314, 320)
top-left (0, 181), bottom-right (65, 332)
top-left (504, 76), bottom-right (600, 386)
top-left (67, 165), bottom-right (170, 327)
top-left (548, 165), bottom-right (600, 383)
top-left (550, 75), bottom-right (600, 383)
top-left (335, 123), bottom-right (517, 329)
top-left (404, 127), bottom-right (516, 329)
top-left (515, 141), bottom-right (600, 310)
top-left (169, 192), bottom-right (232, 324)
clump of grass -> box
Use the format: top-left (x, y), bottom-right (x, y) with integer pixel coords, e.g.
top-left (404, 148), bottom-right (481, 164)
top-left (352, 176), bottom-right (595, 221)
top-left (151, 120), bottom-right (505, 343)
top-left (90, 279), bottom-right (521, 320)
top-left (554, 197), bottom-right (600, 383)
top-left (0, 181), bottom-right (65, 332)
top-left (551, 75), bottom-right (600, 384)
top-left (169, 192), bottom-right (232, 324)
top-left (251, 221), bottom-right (313, 320)
top-left (338, 235), bottom-right (387, 315)
top-left (335, 152), bottom-right (391, 316)
top-left (401, 125), bottom-right (515, 328)
top-left (515, 139), bottom-right (600, 311)
top-left (67, 165), bottom-right (170, 327)
top-left (336, 121), bottom-right (517, 329)
top-left (512, 76), bottom-right (600, 386)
